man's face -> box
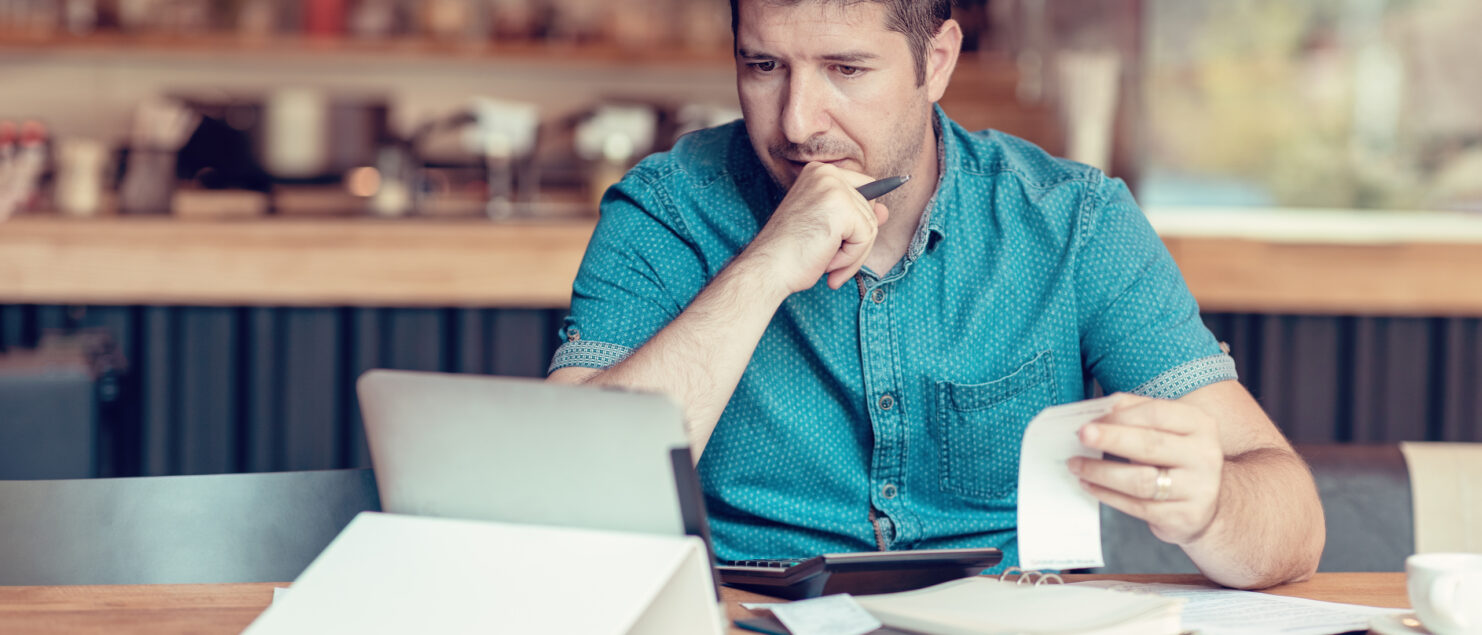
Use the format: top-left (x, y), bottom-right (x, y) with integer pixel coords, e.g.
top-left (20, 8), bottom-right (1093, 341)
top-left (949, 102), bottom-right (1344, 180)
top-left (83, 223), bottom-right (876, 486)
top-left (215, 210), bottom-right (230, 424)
top-left (734, 0), bottom-right (934, 191)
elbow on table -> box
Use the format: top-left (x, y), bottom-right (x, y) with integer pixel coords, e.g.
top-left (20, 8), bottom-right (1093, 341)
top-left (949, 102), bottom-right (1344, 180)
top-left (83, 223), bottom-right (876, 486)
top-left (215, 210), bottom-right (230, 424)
top-left (1210, 504), bottom-right (1326, 590)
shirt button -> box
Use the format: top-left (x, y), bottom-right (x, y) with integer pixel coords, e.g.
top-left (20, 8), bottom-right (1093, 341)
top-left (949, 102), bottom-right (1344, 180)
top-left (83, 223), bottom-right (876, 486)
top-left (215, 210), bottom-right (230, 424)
top-left (878, 394), bottom-right (894, 410)
top-left (871, 288), bottom-right (886, 304)
top-left (881, 483), bottom-right (898, 499)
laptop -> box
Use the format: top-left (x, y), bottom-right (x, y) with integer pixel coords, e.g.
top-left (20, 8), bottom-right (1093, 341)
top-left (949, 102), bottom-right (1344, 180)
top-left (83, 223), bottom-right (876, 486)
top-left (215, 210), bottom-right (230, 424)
top-left (357, 369), bottom-right (706, 540)
top-left (355, 369), bottom-right (1000, 599)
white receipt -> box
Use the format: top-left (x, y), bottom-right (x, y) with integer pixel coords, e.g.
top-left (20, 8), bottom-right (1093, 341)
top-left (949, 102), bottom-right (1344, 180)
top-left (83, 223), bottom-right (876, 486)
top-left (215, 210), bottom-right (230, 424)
top-left (271, 587), bottom-right (289, 604)
top-left (1073, 581), bottom-right (1407, 635)
top-left (1016, 395), bottom-right (1120, 570)
top-left (742, 594), bottom-right (882, 635)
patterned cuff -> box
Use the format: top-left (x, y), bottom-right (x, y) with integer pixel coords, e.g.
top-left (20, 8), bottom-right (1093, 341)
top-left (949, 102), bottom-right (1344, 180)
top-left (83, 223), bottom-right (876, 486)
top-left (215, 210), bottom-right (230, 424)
top-left (547, 340), bottom-right (636, 374)
top-left (1131, 354), bottom-right (1239, 400)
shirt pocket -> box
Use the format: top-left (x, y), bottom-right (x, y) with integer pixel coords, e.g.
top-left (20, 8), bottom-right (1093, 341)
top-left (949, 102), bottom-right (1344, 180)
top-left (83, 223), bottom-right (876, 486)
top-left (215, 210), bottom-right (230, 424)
top-left (936, 350), bottom-right (1056, 499)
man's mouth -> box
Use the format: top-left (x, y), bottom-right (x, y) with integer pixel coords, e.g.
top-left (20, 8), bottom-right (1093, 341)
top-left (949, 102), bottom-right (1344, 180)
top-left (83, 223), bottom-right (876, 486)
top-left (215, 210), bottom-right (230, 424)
top-left (784, 158), bottom-right (847, 171)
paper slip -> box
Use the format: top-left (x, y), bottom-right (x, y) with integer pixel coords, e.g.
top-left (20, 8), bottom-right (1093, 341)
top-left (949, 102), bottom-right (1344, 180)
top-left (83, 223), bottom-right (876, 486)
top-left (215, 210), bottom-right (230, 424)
top-left (742, 594), bottom-right (882, 635)
top-left (271, 587), bottom-right (289, 604)
top-left (1073, 581), bottom-right (1407, 635)
top-left (1016, 395), bottom-right (1121, 570)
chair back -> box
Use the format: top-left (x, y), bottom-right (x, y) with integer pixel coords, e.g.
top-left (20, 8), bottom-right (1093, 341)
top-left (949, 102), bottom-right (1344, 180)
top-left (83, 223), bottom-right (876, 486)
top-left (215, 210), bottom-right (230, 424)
top-left (0, 468), bottom-right (380, 585)
top-left (1095, 443), bottom-right (1414, 574)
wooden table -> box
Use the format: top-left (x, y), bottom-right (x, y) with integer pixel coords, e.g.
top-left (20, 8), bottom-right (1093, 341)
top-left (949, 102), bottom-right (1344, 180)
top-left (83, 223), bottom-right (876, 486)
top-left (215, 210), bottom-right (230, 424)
top-left (0, 573), bottom-right (1407, 634)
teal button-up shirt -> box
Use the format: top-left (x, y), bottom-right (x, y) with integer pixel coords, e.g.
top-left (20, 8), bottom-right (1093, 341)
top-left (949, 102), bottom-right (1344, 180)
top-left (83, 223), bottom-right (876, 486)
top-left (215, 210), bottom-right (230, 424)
top-left (551, 106), bottom-right (1235, 569)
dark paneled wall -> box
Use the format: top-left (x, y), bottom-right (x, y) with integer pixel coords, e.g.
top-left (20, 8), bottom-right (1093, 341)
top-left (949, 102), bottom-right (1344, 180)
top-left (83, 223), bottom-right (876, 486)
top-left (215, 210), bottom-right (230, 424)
top-left (2, 306), bottom-right (1479, 477)
top-left (0, 305), bottom-right (563, 477)
top-left (1207, 314), bottom-right (1482, 444)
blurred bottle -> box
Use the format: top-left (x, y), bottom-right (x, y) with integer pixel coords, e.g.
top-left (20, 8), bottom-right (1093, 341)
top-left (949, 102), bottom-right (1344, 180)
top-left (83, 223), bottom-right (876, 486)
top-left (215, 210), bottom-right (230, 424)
top-left (262, 88), bottom-right (328, 180)
top-left (548, 0), bottom-right (606, 45)
top-left (118, 100), bottom-right (199, 215)
top-left (0, 120), bottom-right (48, 221)
top-left (422, 0), bottom-right (487, 44)
top-left (0, 121), bottom-right (18, 219)
top-left (489, 0), bottom-right (538, 42)
top-left (54, 137), bottom-right (109, 217)
top-left (348, 0), bottom-right (399, 40)
top-left (574, 104), bottom-right (656, 212)
top-left (63, 0), bottom-right (97, 35)
top-left (368, 144), bottom-right (412, 217)
top-left (236, 0), bottom-right (276, 41)
top-left (304, 0), bottom-right (345, 37)
top-left (115, 0), bottom-right (151, 33)
top-left (467, 98), bottom-right (539, 219)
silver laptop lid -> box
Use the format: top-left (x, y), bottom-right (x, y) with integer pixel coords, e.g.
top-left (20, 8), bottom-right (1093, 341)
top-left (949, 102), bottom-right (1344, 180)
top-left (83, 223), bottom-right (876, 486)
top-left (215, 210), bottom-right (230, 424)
top-left (356, 370), bottom-right (692, 537)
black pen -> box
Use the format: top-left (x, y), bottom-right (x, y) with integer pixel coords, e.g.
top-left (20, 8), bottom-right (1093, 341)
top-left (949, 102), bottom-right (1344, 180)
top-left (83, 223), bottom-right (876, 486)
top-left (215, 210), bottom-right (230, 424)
top-left (856, 175), bottom-right (910, 201)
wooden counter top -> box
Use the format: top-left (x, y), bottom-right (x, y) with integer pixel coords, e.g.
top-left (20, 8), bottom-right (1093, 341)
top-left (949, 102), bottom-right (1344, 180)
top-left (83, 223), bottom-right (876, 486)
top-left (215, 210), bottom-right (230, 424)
top-left (3, 214), bottom-right (1482, 314)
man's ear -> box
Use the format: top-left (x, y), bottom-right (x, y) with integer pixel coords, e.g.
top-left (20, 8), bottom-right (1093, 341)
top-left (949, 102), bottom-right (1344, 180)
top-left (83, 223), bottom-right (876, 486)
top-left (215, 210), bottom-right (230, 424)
top-left (925, 19), bottom-right (964, 102)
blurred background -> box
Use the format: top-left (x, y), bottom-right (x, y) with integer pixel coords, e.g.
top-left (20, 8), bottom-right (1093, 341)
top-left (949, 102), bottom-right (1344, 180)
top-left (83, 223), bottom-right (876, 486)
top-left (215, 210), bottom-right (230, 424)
top-left (0, 0), bottom-right (1478, 480)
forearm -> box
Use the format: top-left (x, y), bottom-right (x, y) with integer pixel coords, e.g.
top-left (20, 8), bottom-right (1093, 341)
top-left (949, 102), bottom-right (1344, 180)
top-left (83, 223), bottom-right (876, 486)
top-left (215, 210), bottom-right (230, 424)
top-left (1181, 446), bottom-right (1325, 589)
top-left (574, 252), bottom-right (789, 457)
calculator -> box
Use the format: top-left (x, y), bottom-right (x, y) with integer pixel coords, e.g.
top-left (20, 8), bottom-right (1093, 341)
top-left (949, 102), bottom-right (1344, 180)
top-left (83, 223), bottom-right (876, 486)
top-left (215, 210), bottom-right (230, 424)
top-left (717, 547), bottom-right (1003, 600)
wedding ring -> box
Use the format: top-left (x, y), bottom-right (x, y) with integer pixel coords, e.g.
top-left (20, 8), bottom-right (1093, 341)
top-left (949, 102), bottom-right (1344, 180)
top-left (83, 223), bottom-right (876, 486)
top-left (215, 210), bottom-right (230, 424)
top-left (1152, 467), bottom-right (1173, 501)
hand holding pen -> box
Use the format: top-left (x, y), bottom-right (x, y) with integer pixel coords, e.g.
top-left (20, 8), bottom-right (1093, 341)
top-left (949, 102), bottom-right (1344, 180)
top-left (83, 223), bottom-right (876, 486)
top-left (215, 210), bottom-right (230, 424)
top-left (856, 175), bottom-right (910, 201)
top-left (743, 163), bottom-right (911, 295)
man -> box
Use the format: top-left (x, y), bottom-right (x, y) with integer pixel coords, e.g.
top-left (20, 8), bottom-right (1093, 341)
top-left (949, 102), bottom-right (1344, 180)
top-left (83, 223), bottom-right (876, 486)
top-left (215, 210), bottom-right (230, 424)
top-left (549, 0), bottom-right (1324, 590)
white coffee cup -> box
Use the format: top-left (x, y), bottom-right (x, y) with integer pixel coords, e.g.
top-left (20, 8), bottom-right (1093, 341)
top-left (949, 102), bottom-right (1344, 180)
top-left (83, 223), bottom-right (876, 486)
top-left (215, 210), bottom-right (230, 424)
top-left (1407, 553), bottom-right (1482, 635)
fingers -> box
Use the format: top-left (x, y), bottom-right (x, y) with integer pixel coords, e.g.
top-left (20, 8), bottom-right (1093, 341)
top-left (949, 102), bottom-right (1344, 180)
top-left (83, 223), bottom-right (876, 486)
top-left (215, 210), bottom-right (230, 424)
top-left (1077, 471), bottom-right (1219, 546)
top-left (825, 243), bottom-right (868, 288)
top-left (1079, 422), bottom-right (1190, 467)
top-left (1069, 457), bottom-right (1182, 501)
top-left (1097, 395), bottom-right (1198, 434)
top-left (795, 165), bottom-right (880, 287)
top-left (822, 202), bottom-right (890, 288)
top-left (760, 162), bottom-right (883, 292)
top-left (1068, 398), bottom-right (1225, 545)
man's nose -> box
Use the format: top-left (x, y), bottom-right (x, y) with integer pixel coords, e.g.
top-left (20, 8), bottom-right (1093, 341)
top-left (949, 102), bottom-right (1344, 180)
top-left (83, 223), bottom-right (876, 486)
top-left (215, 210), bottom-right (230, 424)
top-left (781, 70), bottom-right (831, 145)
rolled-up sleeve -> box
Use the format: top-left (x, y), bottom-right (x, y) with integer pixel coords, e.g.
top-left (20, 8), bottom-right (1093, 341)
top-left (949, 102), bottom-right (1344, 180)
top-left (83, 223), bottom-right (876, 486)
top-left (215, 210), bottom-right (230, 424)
top-left (549, 167), bottom-right (707, 374)
top-left (1074, 176), bottom-right (1237, 398)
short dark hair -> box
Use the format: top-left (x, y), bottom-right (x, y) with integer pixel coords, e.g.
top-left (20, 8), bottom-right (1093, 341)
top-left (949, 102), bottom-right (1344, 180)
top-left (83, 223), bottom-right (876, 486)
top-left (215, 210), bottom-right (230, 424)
top-left (730, 0), bottom-right (953, 86)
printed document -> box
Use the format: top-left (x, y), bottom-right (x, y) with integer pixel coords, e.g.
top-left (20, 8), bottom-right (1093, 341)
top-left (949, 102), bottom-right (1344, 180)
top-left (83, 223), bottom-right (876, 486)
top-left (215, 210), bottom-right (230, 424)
top-left (1017, 395), bottom-right (1121, 570)
top-left (1073, 581), bottom-right (1406, 635)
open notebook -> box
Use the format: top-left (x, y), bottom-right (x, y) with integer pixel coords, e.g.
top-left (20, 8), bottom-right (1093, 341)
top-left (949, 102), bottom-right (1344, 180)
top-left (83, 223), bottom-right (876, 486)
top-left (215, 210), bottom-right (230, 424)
top-left (853, 574), bottom-right (1185, 635)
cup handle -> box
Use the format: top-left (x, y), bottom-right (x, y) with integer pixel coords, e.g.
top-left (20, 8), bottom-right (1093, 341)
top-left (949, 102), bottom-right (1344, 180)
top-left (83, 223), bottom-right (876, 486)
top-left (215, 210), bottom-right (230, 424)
top-left (1431, 573), bottom-right (1482, 629)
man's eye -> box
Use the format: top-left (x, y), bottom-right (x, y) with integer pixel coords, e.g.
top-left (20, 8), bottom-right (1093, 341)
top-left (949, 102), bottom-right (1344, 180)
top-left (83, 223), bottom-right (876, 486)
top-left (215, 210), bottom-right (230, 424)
top-left (836, 65), bottom-right (863, 77)
top-left (749, 61), bottom-right (778, 73)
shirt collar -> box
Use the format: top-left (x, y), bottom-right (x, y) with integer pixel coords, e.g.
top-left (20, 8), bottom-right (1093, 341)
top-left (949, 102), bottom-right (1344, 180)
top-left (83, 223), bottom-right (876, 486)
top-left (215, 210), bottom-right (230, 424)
top-left (906, 104), bottom-right (954, 262)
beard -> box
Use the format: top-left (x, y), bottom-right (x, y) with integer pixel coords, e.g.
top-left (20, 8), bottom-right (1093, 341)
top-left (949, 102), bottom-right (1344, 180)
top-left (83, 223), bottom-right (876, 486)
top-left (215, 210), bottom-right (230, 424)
top-left (761, 104), bottom-right (931, 210)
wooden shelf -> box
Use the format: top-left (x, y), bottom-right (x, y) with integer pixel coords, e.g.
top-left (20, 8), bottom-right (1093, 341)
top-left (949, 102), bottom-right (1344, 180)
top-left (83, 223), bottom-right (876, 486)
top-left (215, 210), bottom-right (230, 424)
top-left (1166, 235), bottom-right (1482, 317)
top-left (4, 214), bottom-right (1482, 315)
top-left (0, 216), bottom-right (595, 308)
top-left (0, 30), bottom-right (735, 68)
top-left (1154, 209), bottom-right (1482, 316)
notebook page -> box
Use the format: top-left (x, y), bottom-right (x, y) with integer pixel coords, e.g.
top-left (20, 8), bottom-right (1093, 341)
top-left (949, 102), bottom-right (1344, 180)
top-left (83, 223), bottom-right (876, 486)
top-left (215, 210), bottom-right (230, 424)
top-left (855, 576), bottom-right (1182, 635)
